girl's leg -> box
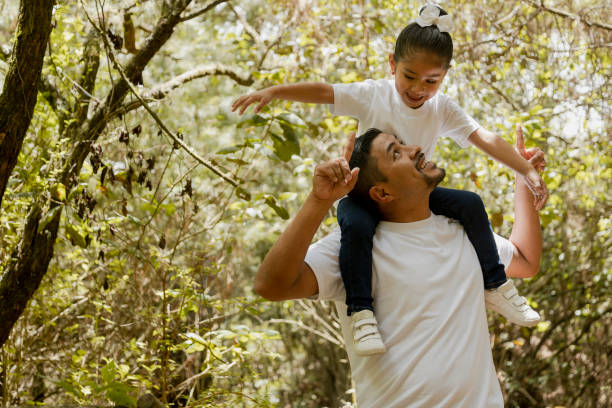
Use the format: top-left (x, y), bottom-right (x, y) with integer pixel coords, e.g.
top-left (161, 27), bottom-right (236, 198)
top-left (338, 195), bottom-right (380, 315)
top-left (429, 187), bottom-right (507, 289)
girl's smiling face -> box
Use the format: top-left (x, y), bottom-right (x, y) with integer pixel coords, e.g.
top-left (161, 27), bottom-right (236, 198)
top-left (389, 51), bottom-right (448, 109)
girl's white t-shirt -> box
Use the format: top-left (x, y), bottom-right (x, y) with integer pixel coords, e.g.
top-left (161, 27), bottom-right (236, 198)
top-left (305, 214), bottom-right (513, 407)
top-left (330, 79), bottom-right (480, 159)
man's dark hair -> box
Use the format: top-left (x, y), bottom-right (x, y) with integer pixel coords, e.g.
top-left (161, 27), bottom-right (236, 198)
top-left (348, 128), bottom-right (387, 206)
top-left (393, 5), bottom-right (453, 68)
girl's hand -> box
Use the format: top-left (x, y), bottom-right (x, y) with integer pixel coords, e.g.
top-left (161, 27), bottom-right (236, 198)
top-left (311, 133), bottom-right (360, 203)
top-left (232, 87), bottom-right (276, 115)
top-left (516, 124), bottom-right (548, 210)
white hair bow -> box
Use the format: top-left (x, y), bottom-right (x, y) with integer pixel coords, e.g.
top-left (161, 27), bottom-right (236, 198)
top-left (415, 4), bottom-right (454, 33)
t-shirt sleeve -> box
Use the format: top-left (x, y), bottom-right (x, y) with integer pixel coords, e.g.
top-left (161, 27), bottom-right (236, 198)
top-left (439, 96), bottom-right (480, 148)
top-left (493, 233), bottom-right (516, 270)
top-left (304, 228), bottom-right (346, 302)
top-left (329, 80), bottom-right (376, 120)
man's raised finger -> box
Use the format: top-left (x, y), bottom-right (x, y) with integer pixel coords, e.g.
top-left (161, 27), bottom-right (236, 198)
top-left (516, 124), bottom-right (526, 153)
top-left (339, 158), bottom-right (352, 183)
top-left (343, 132), bottom-right (356, 162)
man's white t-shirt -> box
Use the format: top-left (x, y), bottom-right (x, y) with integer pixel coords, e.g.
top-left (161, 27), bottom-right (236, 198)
top-left (305, 214), bottom-right (515, 407)
top-left (330, 79), bottom-right (480, 159)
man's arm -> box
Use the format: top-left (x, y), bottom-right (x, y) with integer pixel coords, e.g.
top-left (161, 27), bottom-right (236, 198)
top-left (255, 135), bottom-right (359, 301)
top-left (506, 126), bottom-right (545, 278)
top-left (232, 82), bottom-right (334, 115)
top-left (469, 127), bottom-right (548, 210)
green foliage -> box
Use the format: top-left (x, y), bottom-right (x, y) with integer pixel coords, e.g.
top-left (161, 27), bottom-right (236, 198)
top-left (0, 0), bottom-right (610, 407)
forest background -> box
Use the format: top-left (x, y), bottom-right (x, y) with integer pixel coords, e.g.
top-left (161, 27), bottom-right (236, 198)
top-left (0, 0), bottom-right (609, 407)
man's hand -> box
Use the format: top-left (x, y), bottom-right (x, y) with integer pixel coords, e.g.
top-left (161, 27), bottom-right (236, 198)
top-left (516, 124), bottom-right (548, 210)
top-left (232, 87), bottom-right (276, 114)
top-left (311, 133), bottom-right (360, 203)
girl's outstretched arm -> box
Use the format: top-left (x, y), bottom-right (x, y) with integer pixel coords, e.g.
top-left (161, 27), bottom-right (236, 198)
top-left (468, 126), bottom-right (548, 210)
top-left (506, 126), bottom-right (545, 279)
top-left (232, 82), bottom-right (334, 114)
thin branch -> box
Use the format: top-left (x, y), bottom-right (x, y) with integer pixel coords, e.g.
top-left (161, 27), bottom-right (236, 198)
top-left (38, 76), bottom-right (69, 114)
top-left (228, 3), bottom-right (264, 49)
top-left (269, 318), bottom-right (343, 346)
top-left (527, 0), bottom-right (612, 31)
top-left (101, 35), bottom-right (249, 199)
top-left (180, 0), bottom-right (230, 22)
top-left (167, 367), bottom-right (211, 393)
top-left (108, 67), bottom-right (251, 119)
top-left (108, 64), bottom-right (253, 119)
top-left (493, 5), bottom-right (521, 26)
top-left (73, 28), bottom-right (101, 124)
top-left (150, 64), bottom-right (253, 95)
top-left (480, 72), bottom-right (522, 112)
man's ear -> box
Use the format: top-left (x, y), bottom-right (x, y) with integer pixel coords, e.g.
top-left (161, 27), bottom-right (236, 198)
top-left (369, 184), bottom-right (394, 203)
top-left (388, 53), bottom-right (396, 75)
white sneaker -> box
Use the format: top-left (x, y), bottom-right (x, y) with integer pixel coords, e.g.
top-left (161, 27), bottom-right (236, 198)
top-left (485, 280), bottom-right (542, 327)
top-left (350, 310), bottom-right (386, 356)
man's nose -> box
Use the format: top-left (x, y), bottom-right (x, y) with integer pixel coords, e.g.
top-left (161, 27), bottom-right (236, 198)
top-left (405, 145), bottom-right (421, 159)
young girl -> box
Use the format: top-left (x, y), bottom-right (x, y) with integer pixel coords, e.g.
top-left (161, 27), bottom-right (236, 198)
top-left (233, 4), bottom-right (548, 356)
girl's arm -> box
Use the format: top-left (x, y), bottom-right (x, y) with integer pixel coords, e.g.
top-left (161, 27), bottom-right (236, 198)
top-left (232, 82), bottom-right (334, 114)
top-left (468, 126), bottom-right (548, 210)
top-left (506, 129), bottom-right (546, 278)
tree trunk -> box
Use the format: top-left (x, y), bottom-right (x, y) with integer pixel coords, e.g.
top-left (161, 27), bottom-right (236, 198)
top-left (0, 0), bottom-right (55, 209)
top-left (0, 0), bottom-right (194, 348)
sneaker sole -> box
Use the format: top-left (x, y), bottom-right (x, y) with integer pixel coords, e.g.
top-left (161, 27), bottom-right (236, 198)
top-left (485, 301), bottom-right (541, 327)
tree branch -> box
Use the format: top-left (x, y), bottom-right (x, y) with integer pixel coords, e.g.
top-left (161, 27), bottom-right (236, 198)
top-left (109, 63), bottom-right (253, 119)
top-left (0, 0), bottom-right (195, 349)
top-left (0, 0), bottom-right (54, 211)
top-left (180, 0), bottom-right (230, 22)
top-left (104, 47), bottom-right (249, 198)
top-left (73, 28), bottom-right (101, 125)
top-left (38, 76), bottom-right (69, 115)
top-left (480, 72), bottom-right (523, 112)
top-left (151, 63), bottom-right (253, 95)
top-left (527, 0), bottom-right (612, 31)
top-left (228, 3), bottom-right (264, 49)
top-left (65, 0), bottom-right (193, 188)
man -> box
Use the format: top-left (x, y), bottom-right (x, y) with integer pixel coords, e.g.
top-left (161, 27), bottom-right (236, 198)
top-left (255, 128), bottom-right (544, 407)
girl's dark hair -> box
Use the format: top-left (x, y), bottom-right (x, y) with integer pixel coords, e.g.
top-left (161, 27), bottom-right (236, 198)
top-left (393, 4), bottom-right (453, 68)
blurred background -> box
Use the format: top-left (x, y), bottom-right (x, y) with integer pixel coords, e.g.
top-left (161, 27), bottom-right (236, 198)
top-left (0, 0), bottom-right (609, 406)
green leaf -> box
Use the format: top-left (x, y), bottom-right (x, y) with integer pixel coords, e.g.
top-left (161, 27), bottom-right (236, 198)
top-left (105, 382), bottom-right (136, 408)
top-left (270, 124), bottom-right (300, 162)
top-left (101, 360), bottom-right (117, 384)
top-left (65, 224), bottom-right (88, 248)
top-left (216, 145), bottom-right (242, 155)
top-left (56, 380), bottom-right (83, 399)
top-left (226, 158), bottom-right (249, 165)
top-left (236, 114), bottom-right (268, 128)
top-left (275, 112), bottom-right (306, 127)
top-left (52, 182), bottom-right (67, 201)
top-left (265, 196), bottom-right (289, 219)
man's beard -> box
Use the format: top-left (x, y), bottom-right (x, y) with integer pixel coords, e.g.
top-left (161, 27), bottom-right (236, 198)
top-left (423, 167), bottom-right (446, 188)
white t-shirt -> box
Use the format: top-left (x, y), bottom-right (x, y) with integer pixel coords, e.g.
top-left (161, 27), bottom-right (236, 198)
top-left (330, 79), bottom-right (480, 159)
top-left (305, 214), bottom-right (515, 407)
